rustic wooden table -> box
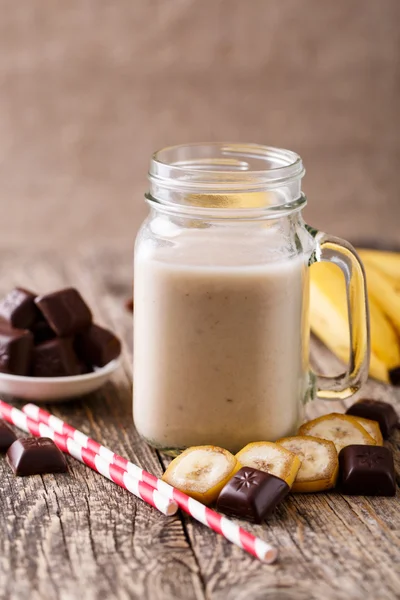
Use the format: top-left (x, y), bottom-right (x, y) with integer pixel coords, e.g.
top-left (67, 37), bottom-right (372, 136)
top-left (0, 249), bottom-right (399, 600)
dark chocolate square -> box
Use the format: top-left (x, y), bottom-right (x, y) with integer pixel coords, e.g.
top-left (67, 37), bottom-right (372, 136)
top-left (7, 437), bottom-right (68, 476)
top-left (31, 320), bottom-right (56, 345)
top-left (0, 324), bottom-right (33, 375)
top-left (35, 288), bottom-right (92, 337)
top-left (125, 297), bottom-right (133, 312)
top-left (75, 324), bottom-right (121, 367)
top-left (0, 287), bottom-right (40, 329)
top-left (346, 399), bottom-right (398, 438)
top-left (0, 420), bottom-right (17, 452)
top-left (389, 367), bottom-right (400, 386)
top-left (77, 360), bottom-right (93, 375)
top-left (216, 467), bottom-right (289, 523)
top-left (338, 445), bottom-right (396, 496)
top-left (31, 337), bottom-right (81, 377)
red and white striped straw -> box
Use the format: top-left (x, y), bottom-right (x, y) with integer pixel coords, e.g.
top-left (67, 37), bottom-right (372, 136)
top-left (22, 403), bottom-right (278, 564)
top-left (0, 401), bottom-right (177, 517)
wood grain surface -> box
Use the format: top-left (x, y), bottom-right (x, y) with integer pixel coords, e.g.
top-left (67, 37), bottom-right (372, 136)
top-left (0, 249), bottom-right (399, 600)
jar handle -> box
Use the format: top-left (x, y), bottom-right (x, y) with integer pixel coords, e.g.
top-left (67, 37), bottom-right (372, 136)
top-left (308, 227), bottom-right (370, 399)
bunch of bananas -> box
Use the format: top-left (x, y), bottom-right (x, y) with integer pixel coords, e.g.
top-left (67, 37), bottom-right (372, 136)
top-left (310, 249), bottom-right (400, 384)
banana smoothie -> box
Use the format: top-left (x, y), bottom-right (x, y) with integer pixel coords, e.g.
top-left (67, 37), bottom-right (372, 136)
top-left (134, 226), bottom-right (309, 453)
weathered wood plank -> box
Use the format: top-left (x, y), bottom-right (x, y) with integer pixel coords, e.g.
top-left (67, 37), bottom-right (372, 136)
top-left (0, 248), bottom-right (399, 600)
top-left (0, 251), bottom-right (205, 600)
top-left (85, 248), bottom-right (400, 600)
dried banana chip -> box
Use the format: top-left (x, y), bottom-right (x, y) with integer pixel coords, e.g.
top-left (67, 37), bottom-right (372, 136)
top-left (277, 435), bottom-right (339, 492)
top-left (162, 445), bottom-right (241, 505)
top-left (350, 416), bottom-right (383, 446)
top-left (235, 441), bottom-right (301, 488)
top-left (298, 413), bottom-right (376, 453)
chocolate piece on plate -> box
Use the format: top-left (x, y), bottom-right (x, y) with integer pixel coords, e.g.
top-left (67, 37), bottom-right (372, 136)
top-left (35, 288), bottom-right (92, 337)
top-left (31, 320), bottom-right (56, 345)
top-left (0, 420), bottom-right (17, 452)
top-left (338, 445), bottom-right (396, 496)
top-left (75, 324), bottom-right (121, 367)
top-left (346, 399), bottom-right (398, 438)
top-left (7, 437), bottom-right (68, 476)
top-left (0, 324), bottom-right (33, 375)
top-left (0, 287), bottom-right (40, 330)
top-left (216, 466), bottom-right (289, 523)
top-left (78, 360), bottom-right (93, 375)
top-left (31, 337), bottom-right (81, 377)
top-left (125, 297), bottom-right (134, 312)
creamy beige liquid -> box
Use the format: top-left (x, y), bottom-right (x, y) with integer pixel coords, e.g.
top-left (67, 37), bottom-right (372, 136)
top-left (134, 228), bottom-right (309, 453)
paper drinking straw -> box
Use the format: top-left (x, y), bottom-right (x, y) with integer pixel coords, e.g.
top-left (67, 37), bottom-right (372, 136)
top-left (23, 402), bottom-right (278, 564)
top-left (0, 400), bottom-right (177, 517)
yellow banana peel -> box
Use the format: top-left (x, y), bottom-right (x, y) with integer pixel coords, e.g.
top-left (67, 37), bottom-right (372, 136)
top-left (357, 249), bottom-right (400, 285)
top-left (310, 262), bottom-right (393, 383)
top-left (362, 261), bottom-right (400, 334)
top-left (368, 298), bottom-right (400, 369)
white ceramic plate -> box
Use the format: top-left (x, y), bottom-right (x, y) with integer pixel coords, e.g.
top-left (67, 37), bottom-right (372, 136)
top-left (0, 358), bottom-right (121, 402)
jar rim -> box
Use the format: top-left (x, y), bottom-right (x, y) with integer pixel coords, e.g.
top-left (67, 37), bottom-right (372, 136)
top-left (148, 143), bottom-right (306, 217)
top-left (149, 143), bottom-right (305, 192)
top-left (146, 191), bottom-right (307, 220)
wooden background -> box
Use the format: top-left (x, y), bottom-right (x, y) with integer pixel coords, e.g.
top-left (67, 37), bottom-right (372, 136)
top-left (0, 0), bottom-right (399, 252)
top-left (0, 249), bottom-right (399, 600)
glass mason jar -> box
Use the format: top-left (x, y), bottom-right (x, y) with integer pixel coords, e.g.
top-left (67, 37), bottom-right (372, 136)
top-left (133, 143), bottom-right (369, 455)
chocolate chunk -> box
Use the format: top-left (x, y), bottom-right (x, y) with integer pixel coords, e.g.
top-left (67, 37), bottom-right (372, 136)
top-left (216, 467), bottom-right (289, 523)
top-left (78, 360), bottom-right (93, 375)
top-left (0, 324), bottom-right (33, 375)
top-left (346, 399), bottom-right (398, 438)
top-left (0, 420), bottom-right (17, 452)
top-left (35, 288), bottom-right (92, 336)
top-left (75, 324), bottom-right (121, 367)
top-left (389, 367), bottom-right (400, 386)
top-left (125, 297), bottom-right (134, 312)
top-left (338, 445), bottom-right (396, 496)
top-left (31, 319), bottom-right (56, 345)
top-left (7, 437), bottom-right (68, 476)
top-left (0, 287), bottom-right (40, 329)
top-left (31, 337), bottom-right (81, 377)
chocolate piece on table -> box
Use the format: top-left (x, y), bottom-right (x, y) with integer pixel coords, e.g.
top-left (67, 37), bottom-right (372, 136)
top-left (31, 337), bottom-right (81, 377)
top-left (31, 320), bottom-right (56, 345)
top-left (216, 467), bottom-right (289, 523)
top-left (338, 445), bottom-right (396, 496)
top-left (0, 287), bottom-right (40, 330)
top-left (35, 288), bottom-right (92, 337)
top-left (0, 420), bottom-right (17, 452)
top-left (346, 399), bottom-right (398, 438)
top-left (75, 324), bottom-right (121, 367)
top-left (7, 437), bottom-right (68, 476)
top-left (0, 325), bottom-right (33, 375)
top-left (389, 367), bottom-right (400, 386)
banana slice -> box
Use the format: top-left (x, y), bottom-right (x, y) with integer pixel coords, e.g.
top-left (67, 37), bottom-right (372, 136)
top-left (162, 445), bottom-right (241, 505)
top-left (349, 416), bottom-right (383, 446)
top-left (276, 436), bottom-right (339, 492)
top-left (298, 413), bottom-right (376, 453)
top-left (235, 442), bottom-right (301, 488)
